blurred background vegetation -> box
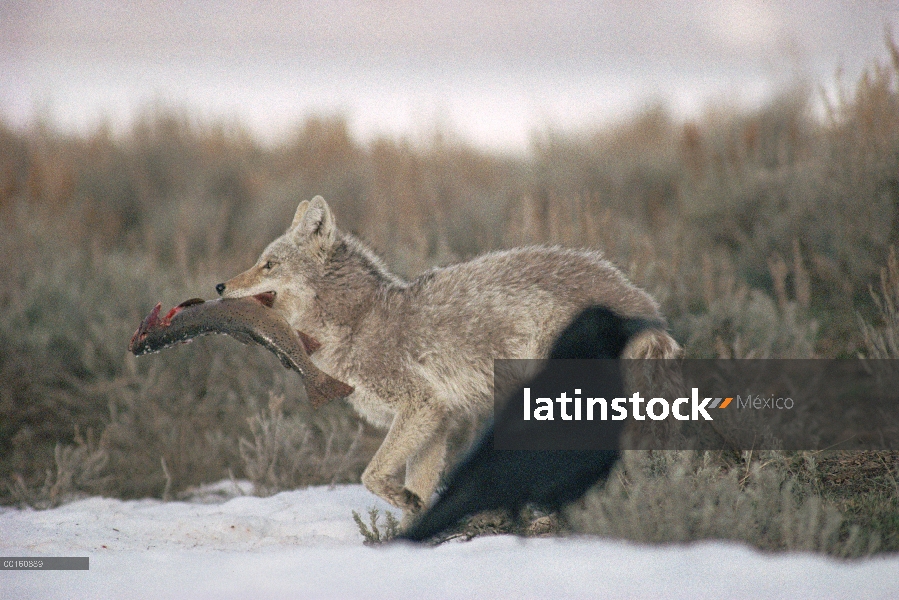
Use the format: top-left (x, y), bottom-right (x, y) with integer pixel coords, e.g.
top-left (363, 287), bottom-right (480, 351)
top-left (2, 39), bottom-right (898, 553)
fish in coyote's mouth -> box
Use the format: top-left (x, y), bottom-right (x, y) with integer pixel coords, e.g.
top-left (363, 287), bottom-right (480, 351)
top-left (129, 291), bottom-right (350, 407)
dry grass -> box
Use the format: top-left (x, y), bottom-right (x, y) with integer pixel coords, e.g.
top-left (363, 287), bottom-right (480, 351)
top-left (238, 393), bottom-right (373, 497)
top-left (567, 451), bottom-right (882, 558)
top-left (2, 38), bottom-right (899, 554)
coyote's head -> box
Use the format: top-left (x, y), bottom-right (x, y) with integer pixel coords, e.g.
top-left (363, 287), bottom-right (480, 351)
top-left (216, 196), bottom-right (339, 327)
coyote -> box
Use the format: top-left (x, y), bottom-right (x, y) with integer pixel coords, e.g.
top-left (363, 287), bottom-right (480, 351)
top-left (217, 196), bottom-right (679, 516)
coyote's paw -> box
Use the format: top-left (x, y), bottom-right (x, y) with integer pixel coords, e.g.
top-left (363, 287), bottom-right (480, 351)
top-left (362, 473), bottom-right (423, 512)
top-left (400, 488), bottom-right (424, 512)
top-left (382, 485), bottom-right (423, 513)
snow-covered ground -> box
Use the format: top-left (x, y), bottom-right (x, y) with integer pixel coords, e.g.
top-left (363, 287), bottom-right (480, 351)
top-left (3, 483), bottom-right (898, 599)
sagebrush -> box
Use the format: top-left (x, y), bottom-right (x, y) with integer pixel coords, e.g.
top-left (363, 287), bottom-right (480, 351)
top-left (3, 37), bottom-right (899, 554)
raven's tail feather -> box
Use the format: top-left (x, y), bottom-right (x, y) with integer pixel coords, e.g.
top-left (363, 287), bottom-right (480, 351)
top-left (399, 481), bottom-right (490, 542)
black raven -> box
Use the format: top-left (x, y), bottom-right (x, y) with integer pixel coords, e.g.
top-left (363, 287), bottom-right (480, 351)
top-left (398, 306), bottom-right (665, 542)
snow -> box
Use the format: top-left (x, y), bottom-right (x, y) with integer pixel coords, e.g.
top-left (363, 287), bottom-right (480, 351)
top-left (3, 483), bottom-right (898, 599)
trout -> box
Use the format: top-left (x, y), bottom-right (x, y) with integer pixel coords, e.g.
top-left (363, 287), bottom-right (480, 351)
top-left (129, 292), bottom-right (353, 407)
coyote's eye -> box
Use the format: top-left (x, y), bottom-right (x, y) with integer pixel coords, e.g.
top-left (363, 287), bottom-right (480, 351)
top-left (262, 260), bottom-right (277, 271)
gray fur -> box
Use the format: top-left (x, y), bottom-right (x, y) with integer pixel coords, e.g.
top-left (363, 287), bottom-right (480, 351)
top-left (219, 196), bottom-right (680, 516)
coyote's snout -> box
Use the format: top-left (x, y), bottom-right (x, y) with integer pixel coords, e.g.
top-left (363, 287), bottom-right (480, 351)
top-left (218, 196), bottom-right (680, 518)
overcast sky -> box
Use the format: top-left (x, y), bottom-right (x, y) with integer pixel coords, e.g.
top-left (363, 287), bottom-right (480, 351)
top-left (2, 1), bottom-right (898, 150)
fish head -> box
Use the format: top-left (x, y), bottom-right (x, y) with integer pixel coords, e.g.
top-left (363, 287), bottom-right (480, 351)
top-left (129, 299), bottom-right (206, 355)
top-left (129, 302), bottom-right (162, 354)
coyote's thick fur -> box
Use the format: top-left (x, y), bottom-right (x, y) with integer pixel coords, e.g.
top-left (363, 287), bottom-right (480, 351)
top-left (218, 196), bottom-right (679, 516)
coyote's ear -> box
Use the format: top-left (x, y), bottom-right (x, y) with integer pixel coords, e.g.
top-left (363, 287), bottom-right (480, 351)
top-left (292, 196), bottom-right (335, 254)
top-left (289, 200), bottom-right (310, 231)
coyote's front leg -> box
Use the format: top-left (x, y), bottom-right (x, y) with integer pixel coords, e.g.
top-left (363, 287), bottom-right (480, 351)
top-left (405, 426), bottom-right (449, 507)
top-left (361, 403), bottom-right (446, 516)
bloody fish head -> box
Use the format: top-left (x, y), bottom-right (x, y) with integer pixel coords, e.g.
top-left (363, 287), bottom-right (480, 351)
top-left (129, 302), bottom-right (162, 353)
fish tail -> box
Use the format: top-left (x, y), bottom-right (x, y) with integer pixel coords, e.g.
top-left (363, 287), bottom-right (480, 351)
top-left (306, 374), bottom-right (355, 407)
